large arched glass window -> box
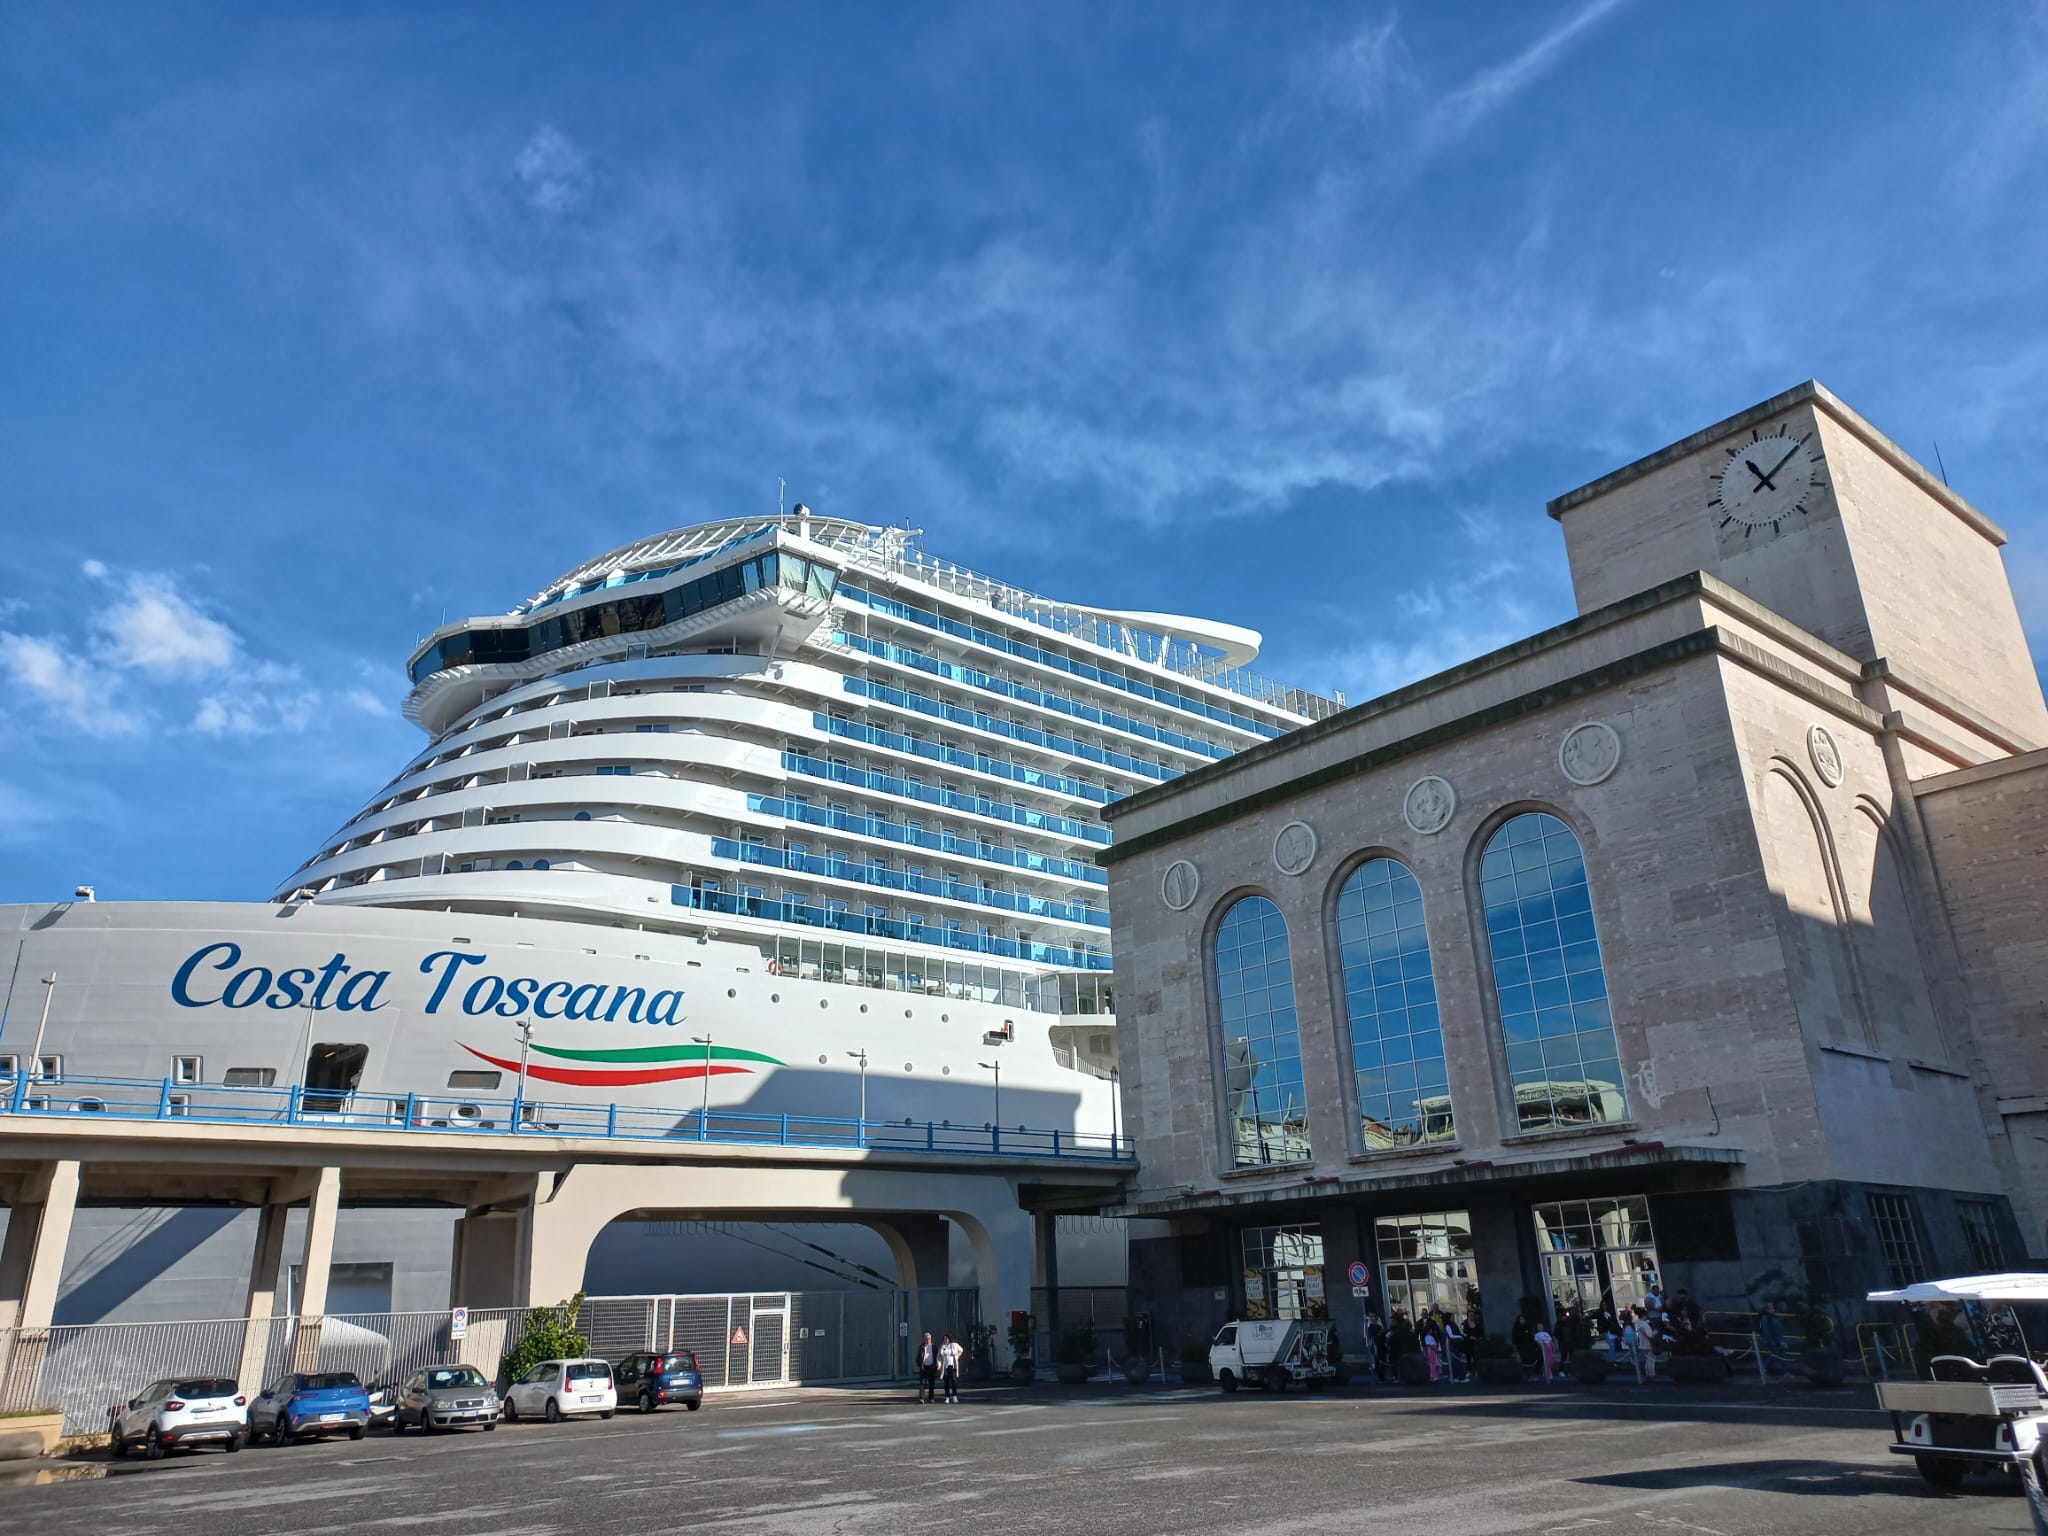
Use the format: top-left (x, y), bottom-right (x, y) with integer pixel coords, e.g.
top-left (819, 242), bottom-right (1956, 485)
top-left (1335, 859), bottom-right (1452, 1149)
top-left (1214, 896), bottom-right (1309, 1166)
top-left (1480, 812), bottom-right (1627, 1132)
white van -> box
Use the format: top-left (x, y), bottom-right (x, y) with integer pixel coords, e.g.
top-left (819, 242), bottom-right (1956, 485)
top-left (1209, 1319), bottom-right (1335, 1393)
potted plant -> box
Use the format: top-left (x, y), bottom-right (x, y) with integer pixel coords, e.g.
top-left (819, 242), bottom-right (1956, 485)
top-left (1054, 1320), bottom-right (1098, 1385)
top-left (965, 1322), bottom-right (996, 1384)
top-left (1470, 1334), bottom-right (1525, 1386)
top-left (1567, 1348), bottom-right (1610, 1384)
top-left (1179, 1331), bottom-right (1213, 1386)
top-left (1006, 1311), bottom-right (1037, 1383)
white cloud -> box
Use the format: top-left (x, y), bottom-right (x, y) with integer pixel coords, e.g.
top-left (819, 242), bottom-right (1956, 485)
top-left (0, 633), bottom-right (141, 736)
top-left (102, 576), bottom-right (238, 675)
top-left (513, 125), bottom-right (590, 216)
top-left (1420, 0), bottom-right (1634, 154)
top-left (81, 558), bottom-right (108, 579)
top-left (344, 687), bottom-right (392, 717)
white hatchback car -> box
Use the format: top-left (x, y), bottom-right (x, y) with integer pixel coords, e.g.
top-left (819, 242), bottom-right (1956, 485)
top-left (503, 1358), bottom-right (616, 1422)
top-left (112, 1376), bottom-right (248, 1457)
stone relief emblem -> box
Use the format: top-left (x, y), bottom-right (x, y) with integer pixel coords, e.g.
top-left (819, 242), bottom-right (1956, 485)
top-left (1160, 859), bottom-right (1202, 912)
top-left (1402, 776), bottom-right (1457, 835)
top-left (1558, 721), bottom-right (1622, 787)
top-left (1272, 821), bottom-right (1318, 877)
top-left (1807, 724), bottom-right (1843, 788)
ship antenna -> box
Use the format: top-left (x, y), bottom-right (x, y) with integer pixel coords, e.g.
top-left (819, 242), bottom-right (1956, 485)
top-left (1931, 440), bottom-right (1949, 486)
top-left (779, 476), bottom-right (787, 525)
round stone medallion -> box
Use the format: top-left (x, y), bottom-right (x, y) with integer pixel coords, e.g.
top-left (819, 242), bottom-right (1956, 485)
top-left (1272, 821), bottom-right (1318, 877)
top-left (1807, 723), bottom-right (1844, 788)
top-left (1402, 776), bottom-right (1457, 835)
top-left (1160, 859), bottom-right (1202, 911)
top-left (1558, 720), bottom-right (1622, 786)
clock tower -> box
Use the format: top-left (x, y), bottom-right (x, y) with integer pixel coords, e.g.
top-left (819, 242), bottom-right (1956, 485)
top-left (1547, 380), bottom-right (2048, 744)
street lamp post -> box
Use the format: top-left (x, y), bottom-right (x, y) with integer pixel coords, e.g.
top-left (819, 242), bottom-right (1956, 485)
top-left (12, 973), bottom-right (56, 1111)
top-left (846, 1048), bottom-right (869, 1143)
top-left (1109, 1064), bottom-right (1120, 1154)
top-left (512, 1016), bottom-right (535, 1131)
top-left (978, 1058), bottom-right (1001, 1135)
top-left (693, 1033), bottom-right (714, 1140)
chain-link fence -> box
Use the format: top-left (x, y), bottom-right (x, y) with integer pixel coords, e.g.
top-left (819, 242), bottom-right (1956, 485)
top-left (583, 1288), bottom-right (975, 1387)
top-left (1, 1288), bottom-right (980, 1434)
top-left (0, 1307), bottom-right (531, 1434)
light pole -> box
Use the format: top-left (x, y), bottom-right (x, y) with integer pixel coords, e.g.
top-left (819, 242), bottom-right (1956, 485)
top-left (693, 1033), bottom-right (714, 1140)
top-left (978, 1058), bottom-right (1001, 1130)
top-left (512, 1016), bottom-right (535, 1130)
top-left (14, 973), bottom-right (55, 1110)
top-left (1109, 1064), bottom-right (1120, 1153)
top-left (846, 1048), bottom-right (869, 1140)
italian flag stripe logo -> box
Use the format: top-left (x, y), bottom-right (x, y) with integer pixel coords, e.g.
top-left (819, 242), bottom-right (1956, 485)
top-left (458, 1040), bottom-right (784, 1088)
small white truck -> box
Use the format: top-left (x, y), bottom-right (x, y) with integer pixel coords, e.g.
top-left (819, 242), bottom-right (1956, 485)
top-left (1209, 1319), bottom-right (1336, 1393)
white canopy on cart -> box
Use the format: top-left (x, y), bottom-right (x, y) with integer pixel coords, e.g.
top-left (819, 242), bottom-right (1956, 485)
top-left (1868, 1273), bottom-right (2048, 1304)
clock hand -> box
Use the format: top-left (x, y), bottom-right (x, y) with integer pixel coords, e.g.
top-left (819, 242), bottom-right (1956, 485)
top-left (1753, 442), bottom-right (1803, 494)
top-left (1744, 458), bottom-right (1772, 490)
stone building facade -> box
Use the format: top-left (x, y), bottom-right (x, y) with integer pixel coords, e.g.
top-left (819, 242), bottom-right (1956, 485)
top-left (1099, 382), bottom-right (2048, 1347)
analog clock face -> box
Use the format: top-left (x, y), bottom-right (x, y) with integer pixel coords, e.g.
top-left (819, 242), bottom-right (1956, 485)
top-left (1711, 428), bottom-right (1824, 534)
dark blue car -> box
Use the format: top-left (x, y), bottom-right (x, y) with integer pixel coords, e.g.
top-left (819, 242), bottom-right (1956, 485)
top-left (614, 1351), bottom-right (703, 1412)
top-left (250, 1371), bottom-right (371, 1443)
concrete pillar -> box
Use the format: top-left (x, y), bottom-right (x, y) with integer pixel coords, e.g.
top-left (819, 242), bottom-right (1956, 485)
top-left (1037, 1209), bottom-right (1061, 1346)
top-left (290, 1167), bottom-right (341, 1370)
top-left (0, 1160), bottom-right (80, 1403)
top-left (236, 1201), bottom-right (291, 1393)
top-left (450, 1208), bottom-right (533, 1310)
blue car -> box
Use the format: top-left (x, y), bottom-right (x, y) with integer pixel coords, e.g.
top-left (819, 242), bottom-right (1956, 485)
top-left (614, 1351), bottom-right (704, 1412)
top-left (250, 1371), bottom-right (371, 1443)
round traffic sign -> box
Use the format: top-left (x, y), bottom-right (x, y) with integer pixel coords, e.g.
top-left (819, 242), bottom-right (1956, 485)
top-left (1347, 1261), bottom-right (1370, 1286)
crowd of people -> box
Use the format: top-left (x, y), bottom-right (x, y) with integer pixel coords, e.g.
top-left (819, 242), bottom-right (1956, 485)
top-left (1350, 1285), bottom-right (1737, 1383)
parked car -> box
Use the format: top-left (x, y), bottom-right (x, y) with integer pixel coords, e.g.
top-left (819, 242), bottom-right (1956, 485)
top-left (111, 1376), bottom-right (247, 1458)
top-left (615, 1351), bottom-right (704, 1413)
top-left (503, 1358), bottom-right (616, 1422)
top-left (249, 1371), bottom-right (372, 1443)
top-left (389, 1365), bottom-right (500, 1433)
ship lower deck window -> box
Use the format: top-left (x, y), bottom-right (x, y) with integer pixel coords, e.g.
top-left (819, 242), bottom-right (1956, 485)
top-left (304, 1044), bottom-right (368, 1113)
top-left (172, 1055), bottom-right (202, 1085)
top-left (224, 1067), bottom-right (277, 1087)
top-left (448, 1070), bottom-right (502, 1090)
top-left (36, 1055), bottom-right (61, 1082)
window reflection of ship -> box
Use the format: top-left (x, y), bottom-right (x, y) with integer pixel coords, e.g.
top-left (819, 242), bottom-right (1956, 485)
top-left (1225, 1035), bottom-right (1309, 1164)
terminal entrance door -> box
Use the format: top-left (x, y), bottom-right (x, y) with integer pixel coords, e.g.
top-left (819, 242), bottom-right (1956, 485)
top-left (745, 1294), bottom-right (790, 1386)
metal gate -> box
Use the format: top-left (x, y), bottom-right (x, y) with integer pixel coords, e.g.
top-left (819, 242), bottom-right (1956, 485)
top-left (583, 1288), bottom-right (975, 1389)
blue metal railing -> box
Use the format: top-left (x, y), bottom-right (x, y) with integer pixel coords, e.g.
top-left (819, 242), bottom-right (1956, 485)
top-left (0, 1073), bottom-right (1133, 1162)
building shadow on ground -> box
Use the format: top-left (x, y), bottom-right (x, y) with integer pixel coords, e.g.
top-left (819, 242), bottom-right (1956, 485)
top-left (1575, 1458), bottom-right (2024, 1502)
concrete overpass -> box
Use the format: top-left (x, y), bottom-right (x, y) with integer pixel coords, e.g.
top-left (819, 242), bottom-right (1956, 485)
top-left (0, 1114), bottom-right (1130, 1399)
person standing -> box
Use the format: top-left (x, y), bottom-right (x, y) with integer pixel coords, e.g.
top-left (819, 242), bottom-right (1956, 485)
top-left (918, 1332), bottom-right (938, 1404)
top-left (938, 1332), bottom-right (964, 1403)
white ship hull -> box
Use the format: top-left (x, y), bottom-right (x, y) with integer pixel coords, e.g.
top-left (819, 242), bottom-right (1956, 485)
top-left (0, 901), bottom-right (1116, 1140)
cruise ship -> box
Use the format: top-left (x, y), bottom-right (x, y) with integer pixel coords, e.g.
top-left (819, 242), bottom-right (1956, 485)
top-left (3, 511), bottom-right (1332, 1147)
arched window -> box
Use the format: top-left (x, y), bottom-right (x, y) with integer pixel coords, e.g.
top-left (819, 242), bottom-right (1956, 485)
top-left (575, 810), bottom-right (593, 821)
top-left (1214, 896), bottom-right (1308, 1166)
top-left (1335, 859), bottom-right (1452, 1148)
top-left (1480, 812), bottom-right (1626, 1132)
top-left (533, 859), bottom-right (551, 871)
top-left (505, 860), bottom-right (524, 870)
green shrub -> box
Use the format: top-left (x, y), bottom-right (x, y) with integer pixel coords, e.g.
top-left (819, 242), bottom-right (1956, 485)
top-left (501, 1292), bottom-right (590, 1383)
top-left (1054, 1319), bottom-right (1099, 1365)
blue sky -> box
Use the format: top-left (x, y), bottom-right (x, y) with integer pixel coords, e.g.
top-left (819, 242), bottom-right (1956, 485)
top-left (3, 1), bottom-right (2046, 903)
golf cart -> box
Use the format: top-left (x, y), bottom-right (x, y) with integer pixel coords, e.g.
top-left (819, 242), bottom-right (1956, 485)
top-left (1867, 1272), bottom-right (2048, 1528)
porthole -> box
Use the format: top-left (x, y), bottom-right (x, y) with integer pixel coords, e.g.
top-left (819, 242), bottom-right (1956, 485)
top-left (727, 989), bottom-right (737, 998)
top-left (860, 1004), bottom-right (868, 1014)
top-left (817, 1054), bottom-right (828, 1065)
top-left (820, 999), bottom-right (829, 1009)
top-left (904, 1009), bottom-right (913, 1019)
top-left (904, 1062), bottom-right (914, 1072)
top-left (771, 993), bottom-right (781, 1004)
top-left (941, 1066), bottom-right (950, 1076)
top-left (941, 1013), bottom-right (949, 1023)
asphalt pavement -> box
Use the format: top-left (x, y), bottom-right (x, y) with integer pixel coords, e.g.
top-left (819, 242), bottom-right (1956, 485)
top-left (3, 1379), bottom-right (2036, 1536)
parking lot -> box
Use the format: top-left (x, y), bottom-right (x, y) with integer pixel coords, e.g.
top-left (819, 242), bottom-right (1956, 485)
top-left (5, 1381), bottom-right (2036, 1536)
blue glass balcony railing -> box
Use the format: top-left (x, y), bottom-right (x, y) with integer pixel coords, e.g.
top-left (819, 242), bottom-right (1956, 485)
top-left (671, 885), bottom-right (1113, 971)
top-left (709, 836), bottom-right (1110, 927)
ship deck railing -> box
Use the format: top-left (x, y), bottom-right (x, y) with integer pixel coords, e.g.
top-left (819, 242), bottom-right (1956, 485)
top-left (0, 1074), bottom-right (1134, 1162)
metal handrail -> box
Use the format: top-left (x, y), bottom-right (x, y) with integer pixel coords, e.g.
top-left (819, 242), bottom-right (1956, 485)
top-left (0, 1072), bottom-right (1132, 1162)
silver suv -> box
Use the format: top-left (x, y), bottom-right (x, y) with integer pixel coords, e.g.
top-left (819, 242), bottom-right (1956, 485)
top-left (112, 1377), bottom-right (248, 1458)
